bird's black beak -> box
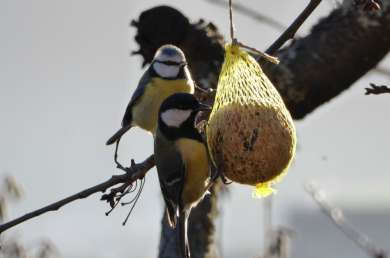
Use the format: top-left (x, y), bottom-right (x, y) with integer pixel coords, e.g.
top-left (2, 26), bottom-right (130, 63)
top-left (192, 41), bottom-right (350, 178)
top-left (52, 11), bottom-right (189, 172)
top-left (196, 103), bottom-right (212, 112)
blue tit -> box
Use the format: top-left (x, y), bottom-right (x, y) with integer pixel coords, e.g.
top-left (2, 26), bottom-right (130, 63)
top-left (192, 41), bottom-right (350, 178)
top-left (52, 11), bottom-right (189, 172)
top-left (154, 93), bottom-right (211, 258)
top-left (106, 44), bottom-right (195, 145)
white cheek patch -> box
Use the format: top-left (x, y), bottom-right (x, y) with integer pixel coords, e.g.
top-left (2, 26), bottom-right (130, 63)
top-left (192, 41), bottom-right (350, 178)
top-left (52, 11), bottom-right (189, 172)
top-left (161, 109), bottom-right (192, 128)
top-left (153, 62), bottom-right (180, 78)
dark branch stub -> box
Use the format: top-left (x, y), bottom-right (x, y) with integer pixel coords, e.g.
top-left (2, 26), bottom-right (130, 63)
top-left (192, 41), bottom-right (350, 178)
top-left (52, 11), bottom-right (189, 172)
top-left (365, 83), bottom-right (390, 95)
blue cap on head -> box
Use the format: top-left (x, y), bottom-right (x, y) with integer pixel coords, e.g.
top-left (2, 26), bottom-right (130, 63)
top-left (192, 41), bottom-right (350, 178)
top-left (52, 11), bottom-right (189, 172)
top-left (154, 44), bottom-right (186, 63)
top-left (162, 46), bottom-right (178, 56)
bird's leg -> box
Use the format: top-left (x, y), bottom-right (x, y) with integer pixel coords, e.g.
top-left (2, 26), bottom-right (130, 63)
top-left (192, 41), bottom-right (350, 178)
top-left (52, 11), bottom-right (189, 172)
top-left (195, 83), bottom-right (215, 95)
top-left (211, 167), bottom-right (231, 185)
top-left (114, 138), bottom-right (126, 171)
top-left (203, 129), bottom-right (232, 186)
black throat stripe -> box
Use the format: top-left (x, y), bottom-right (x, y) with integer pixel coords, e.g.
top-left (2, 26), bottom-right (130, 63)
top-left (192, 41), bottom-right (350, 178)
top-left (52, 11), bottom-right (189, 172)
top-left (155, 60), bottom-right (187, 66)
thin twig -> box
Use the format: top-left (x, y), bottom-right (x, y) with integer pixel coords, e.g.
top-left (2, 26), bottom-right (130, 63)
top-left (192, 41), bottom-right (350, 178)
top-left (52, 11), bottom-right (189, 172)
top-left (304, 182), bottom-right (388, 258)
top-left (121, 177), bottom-right (146, 226)
top-left (229, 0), bottom-right (235, 43)
top-left (229, 0), bottom-right (279, 64)
top-left (226, 0), bottom-right (279, 64)
top-left (365, 83), bottom-right (390, 95)
top-left (237, 41), bottom-right (280, 64)
top-left (266, 0), bottom-right (323, 55)
top-left (0, 155), bottom-right (155, 235)
top-left (205, 0), bottom-right (287, 32)
top-left (103, 180), bottom-right (134, 216)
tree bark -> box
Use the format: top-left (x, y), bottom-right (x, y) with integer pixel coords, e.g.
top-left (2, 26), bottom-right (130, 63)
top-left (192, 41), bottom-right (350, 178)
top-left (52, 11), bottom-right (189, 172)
top-left (262, 0), bottom-right (390, 119)
top-left (131, 2), bottom-right (390, 257)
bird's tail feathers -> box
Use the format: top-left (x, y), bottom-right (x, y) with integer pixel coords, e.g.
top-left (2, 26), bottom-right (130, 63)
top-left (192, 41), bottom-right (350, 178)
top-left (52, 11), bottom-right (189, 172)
top-left (166, 206), bottom-right (178, 228)
top-left (178, 210), bottom-right (190, 258)
top-left (106, 125), bottom-right (132, 145)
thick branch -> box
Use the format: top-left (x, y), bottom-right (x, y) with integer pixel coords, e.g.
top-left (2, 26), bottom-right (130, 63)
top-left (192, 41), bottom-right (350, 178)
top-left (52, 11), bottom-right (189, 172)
top-left (263, 1), bottom-right (390, 118)
top-left (133, 3), bottom-right (390, 121)
top-left (0, 155), bottom-right (155, 235)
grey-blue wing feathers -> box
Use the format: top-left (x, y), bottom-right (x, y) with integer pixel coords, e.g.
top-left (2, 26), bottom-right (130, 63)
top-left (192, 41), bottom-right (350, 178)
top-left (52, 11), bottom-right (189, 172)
top-left (121, 68), bottom-right (152, 127)
top-left (106, 68), bottom-right (152, 145)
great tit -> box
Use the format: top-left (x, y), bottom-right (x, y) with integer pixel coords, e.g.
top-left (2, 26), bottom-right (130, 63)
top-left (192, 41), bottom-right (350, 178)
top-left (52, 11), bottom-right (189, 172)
top-left (154, 93), bottom-right (211, 258)
top-left (106, 45), bottom-right (195, 145)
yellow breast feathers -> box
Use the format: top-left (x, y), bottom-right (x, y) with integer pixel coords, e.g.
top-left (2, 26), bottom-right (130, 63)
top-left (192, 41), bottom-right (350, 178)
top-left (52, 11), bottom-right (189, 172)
top-left (132, 78), bottom-right (194, 133)
top-left (176, 138), bottom-right (209, 207)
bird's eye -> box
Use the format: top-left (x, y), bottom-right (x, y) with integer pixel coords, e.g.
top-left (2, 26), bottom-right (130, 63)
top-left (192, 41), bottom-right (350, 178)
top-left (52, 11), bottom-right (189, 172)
top-left (158, 60), bottom-right (180, 66)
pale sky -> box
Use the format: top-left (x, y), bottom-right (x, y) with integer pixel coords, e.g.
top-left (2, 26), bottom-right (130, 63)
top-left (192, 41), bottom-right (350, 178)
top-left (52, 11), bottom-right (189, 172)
top-left (0, 1), bottom-right (389, 258)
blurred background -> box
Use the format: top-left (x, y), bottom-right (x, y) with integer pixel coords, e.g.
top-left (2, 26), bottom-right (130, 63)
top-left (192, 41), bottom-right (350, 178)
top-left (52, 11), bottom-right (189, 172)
top-left (0, 1), bottom-right (389, 258)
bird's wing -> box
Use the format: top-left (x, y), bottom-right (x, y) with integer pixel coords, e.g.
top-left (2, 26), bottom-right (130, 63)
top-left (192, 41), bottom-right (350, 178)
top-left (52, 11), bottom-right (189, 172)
top-left (105, 124), bottom-right (132, 145)
top-left (154, 131), bottom-right (186, 228)
top-left (121, 68), bottom-right (152, 127)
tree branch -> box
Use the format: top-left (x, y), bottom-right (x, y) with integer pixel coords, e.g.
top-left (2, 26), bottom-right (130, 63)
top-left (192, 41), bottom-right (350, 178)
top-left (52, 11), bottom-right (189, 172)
top-left (365, 83), bottom-right (390, 95)
top-left (0, 155), bottom-right (155, 235)
top-left (266, 0), bottom-right (323, 55)
top-left (262, 0), bottom-right (390, 119)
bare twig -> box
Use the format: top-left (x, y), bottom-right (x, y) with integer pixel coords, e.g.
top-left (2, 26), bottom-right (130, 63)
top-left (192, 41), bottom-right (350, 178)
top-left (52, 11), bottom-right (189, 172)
top-left (227, 0), bottom-right (279, 64)
top-left (206, 0), bottom-right (287, 32)
top-left (99, 138), bottom-right (148, 224)
top-left (101, 179), bottom-right (134, 216)
top-left (0, 155), bottom-right (155, 235)
top-left (365, 83), bottom-right (390, 95)
top-left (121, 176), bottom-right (146, 226)
top-left (266, 0), bottom-right (323, 55)
top-left (237, 41), bottom-right (280, 64)
top-left (213, 0), bottom-right (321, 63)
top-left (229, 0), bottom-right (235, 43)
top-left (304, 182), bottom-right (388, 258)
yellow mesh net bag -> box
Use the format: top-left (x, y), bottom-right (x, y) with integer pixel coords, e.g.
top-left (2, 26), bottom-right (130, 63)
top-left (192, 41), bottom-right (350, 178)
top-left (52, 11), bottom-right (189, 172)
top-left (207, 44), bottom-right (297, 197)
